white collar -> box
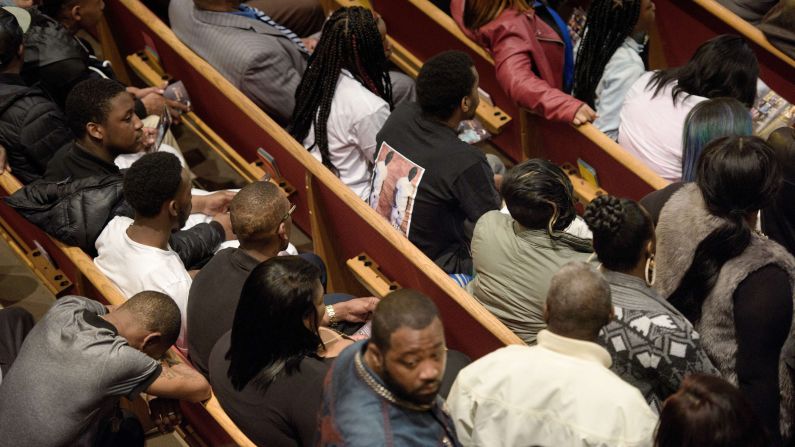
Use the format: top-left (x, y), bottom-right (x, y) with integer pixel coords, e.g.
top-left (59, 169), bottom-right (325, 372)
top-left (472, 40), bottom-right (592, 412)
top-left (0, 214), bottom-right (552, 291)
top-left (537, 330), bottom-right (612, 368)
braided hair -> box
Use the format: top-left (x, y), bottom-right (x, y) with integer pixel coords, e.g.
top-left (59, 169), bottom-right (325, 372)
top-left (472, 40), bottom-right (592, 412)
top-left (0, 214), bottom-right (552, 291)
top-left (289, 7), bottom-right (393, 176)
top-left (572, 0), bottom-right (642, 108)
top-left (583, 195), bottom-right (653, 272)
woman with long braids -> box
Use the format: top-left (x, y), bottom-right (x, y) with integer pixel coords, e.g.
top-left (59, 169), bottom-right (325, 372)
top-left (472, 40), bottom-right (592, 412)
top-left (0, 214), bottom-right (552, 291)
top-left (289, 7), bottom-right (393, 200)
top-left (450, 0), bottom-right (597, 125)
top-left (572, 0), bottom-right (656, 139)
top-left (641, 136), bottom-right (794, 446)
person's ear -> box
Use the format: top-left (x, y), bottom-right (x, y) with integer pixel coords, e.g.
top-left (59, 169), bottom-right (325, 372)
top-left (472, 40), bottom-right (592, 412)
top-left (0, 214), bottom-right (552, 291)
top-left (16, 44), bottom-right (23, 59)
top-left (69, 3), bottom-right (82, 22)
top-left (141, 332), bottom-right (163, 357)
top-left (168, 199), bottom-right (179, 218)
top-left (366, 342), bottom-right (384, 373)
top-left (86, 122), bottom-right (104, 141)
top-left (461, 96), bottom-right (471, 114)
top-left (646, 240), bottom-right (655, 258)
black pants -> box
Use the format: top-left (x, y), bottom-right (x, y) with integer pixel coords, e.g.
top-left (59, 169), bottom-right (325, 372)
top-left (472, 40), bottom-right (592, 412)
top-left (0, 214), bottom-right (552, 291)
top-left (0, 307), bottom-right (34, 380)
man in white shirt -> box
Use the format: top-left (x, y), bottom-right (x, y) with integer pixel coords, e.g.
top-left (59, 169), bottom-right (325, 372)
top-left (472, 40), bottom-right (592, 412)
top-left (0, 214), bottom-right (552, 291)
top-left (95, 152), bottom-right (200, 354)
top-left (447, 261), bottom-right (658, 447)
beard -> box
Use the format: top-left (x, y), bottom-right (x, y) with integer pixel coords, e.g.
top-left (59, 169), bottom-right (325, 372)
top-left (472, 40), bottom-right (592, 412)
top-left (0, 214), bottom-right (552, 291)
top-left (381, 364), bottom-right (441, 406)
top-left (176, 203), bottom-right (191, 230)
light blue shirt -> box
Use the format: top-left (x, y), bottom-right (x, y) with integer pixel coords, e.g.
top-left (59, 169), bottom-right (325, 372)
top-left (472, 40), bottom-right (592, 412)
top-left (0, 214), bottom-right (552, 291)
top-left (592, 37), bottom-right (646, 140)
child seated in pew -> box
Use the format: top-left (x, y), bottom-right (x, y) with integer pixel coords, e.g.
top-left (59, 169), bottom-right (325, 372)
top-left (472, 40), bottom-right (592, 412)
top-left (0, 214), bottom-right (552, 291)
top-left (289, 7), bottom-right (393, 201)
top-left (572, 0), bottom-right (656, 139)
top-left (618, 34), bottom-right (758, 181)
top-left (451, 0), bottom-right (597, 126)
top-left (0, 292), bottom-right (211, 447)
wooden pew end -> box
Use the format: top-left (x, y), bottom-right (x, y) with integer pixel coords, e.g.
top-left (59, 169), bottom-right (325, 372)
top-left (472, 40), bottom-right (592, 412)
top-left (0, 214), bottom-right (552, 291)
top-left (346, 253), bottom-right (401, 298)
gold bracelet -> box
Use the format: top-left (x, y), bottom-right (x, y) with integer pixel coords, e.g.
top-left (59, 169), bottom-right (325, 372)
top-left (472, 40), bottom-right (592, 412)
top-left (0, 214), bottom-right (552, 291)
top-left (325, 304), bottom-right (339, 327)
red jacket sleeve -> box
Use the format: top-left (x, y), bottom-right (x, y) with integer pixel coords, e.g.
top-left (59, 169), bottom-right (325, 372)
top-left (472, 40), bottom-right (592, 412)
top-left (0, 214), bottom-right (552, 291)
top-left (489, 22), bottom-right (584, 123)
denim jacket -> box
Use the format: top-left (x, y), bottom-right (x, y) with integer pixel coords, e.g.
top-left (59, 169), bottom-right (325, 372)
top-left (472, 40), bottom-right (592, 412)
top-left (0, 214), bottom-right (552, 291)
top-left (316, 341), bottom-right (460, 446)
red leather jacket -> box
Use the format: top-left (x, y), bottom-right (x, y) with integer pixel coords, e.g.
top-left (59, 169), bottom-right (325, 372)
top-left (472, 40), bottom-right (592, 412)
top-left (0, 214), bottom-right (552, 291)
top-left (451, 0), bottom-right (583, 122)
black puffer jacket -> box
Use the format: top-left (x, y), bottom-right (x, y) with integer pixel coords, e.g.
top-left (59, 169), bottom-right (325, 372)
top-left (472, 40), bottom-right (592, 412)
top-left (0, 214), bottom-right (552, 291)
top-left (5, 174), bottom-right (223, 267)
top-left (0, 74), bottom-right (73, 184)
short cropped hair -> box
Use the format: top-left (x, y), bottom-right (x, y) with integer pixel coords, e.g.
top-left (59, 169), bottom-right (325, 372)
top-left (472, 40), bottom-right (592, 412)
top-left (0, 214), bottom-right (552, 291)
top-left (546, 262), bottom-right (612, 338)
top-left (371, 289), bottom-right (440, 352)
top-left (65, 78), bottom-right (127, 138)
top-left (417, 51), bottom-right (476, 121)
top-left (0, 9), bottom-right (23, 68)
top-left (229, 181), bottom-right (288, 243)
top-left (122, 290), bottom-right (182, 348)
top-left (123, 152), bottom-right (183, 218)
top-left (40, 0), bottom-right (80, 19)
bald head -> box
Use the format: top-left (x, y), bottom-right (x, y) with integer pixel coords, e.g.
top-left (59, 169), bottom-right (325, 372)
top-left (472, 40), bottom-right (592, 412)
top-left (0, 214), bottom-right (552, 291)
top-left (119, 291), bottom-right (181, 348)
top-left (545, 262), bottom-right (612, 341)
top-left (230, 181), bottom-right (290, 246)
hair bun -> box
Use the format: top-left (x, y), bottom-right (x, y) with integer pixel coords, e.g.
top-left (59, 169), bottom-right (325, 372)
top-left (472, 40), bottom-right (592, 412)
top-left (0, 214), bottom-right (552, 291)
top-left (584, 195), bottom-right (625, 236)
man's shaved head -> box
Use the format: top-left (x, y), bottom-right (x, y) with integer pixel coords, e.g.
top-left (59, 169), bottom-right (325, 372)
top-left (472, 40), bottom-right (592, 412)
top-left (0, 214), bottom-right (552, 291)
top-left (545, 261), bottom-right (612, 341)
top-left (229, 181), bottom-right (289, 245)
top-left (120, 290), bottom-right (181, 348)
top-left (371, 289), bottom-right (440, 352)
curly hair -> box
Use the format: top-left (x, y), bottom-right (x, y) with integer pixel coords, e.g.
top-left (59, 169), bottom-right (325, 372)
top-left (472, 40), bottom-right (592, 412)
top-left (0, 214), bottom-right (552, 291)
top-left (123, 152), bottom-right (183, 218)
top-left (65, 78), bottom-right (127, 138)
top-left (417, 50), bottom-right (476, 121)
top-left (583, 195), bottom-right (653, 271)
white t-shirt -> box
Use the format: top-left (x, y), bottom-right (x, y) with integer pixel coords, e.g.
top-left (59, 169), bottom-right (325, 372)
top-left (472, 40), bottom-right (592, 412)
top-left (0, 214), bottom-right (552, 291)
top-left (94, 216), bottom-right (191, 353)
top-left (304, 69), bottom-right (390, 200)
top-left (618, 72), bottom-right (707, 181)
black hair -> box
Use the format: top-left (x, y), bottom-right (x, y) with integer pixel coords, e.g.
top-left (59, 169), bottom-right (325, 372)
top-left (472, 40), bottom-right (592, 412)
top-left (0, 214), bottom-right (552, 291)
top-left (416, 50), bottom-right (476, 120)
top-left (0, 9), bottom-right (23, 69)
top-left (289, 6), bottom-right (392, 176)
top-left (227, 256), bottom-right (322, 390)
top-left (65, 78), bottom-right (127, 138)
top-left (40, 0), bottom-right (79, 19)
top-left (501, 159), bottom-right (577, 233)
top-left (123, 290), bottom-right (182, 349)
top-left (572, 0), bottom-right (643, 108)
top-left (584, 195), bottom-right (653, 272)
top-left (371, 288), bottom-right (440, 352)
top-left (123, 152), bottom-right (184, 218)
top-left (647, 35), bottom-right (758, 107)
top-left (668, 136), bottom-right (781, 322)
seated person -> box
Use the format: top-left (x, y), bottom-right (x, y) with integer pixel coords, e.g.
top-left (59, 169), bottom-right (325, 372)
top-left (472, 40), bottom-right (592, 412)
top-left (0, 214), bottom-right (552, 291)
top-left (317, 289), bottom-right (461, 446)
top-left (618, 35), bottom-right (758, 181)
top-left (583, 195), bottom-right (717, 411)
top-left (573, 0), bottom-right (656, 139)
top-left (244, 0), bottom-right (325, 37)
top-left (0, 7), bottom-right (72, 184)
top-left (210, 256), bottom-right (356, 446)
top-left (763, 127), bottom-right (795, 256)
top-left (680, 97), bottom-right (752, 182)
top-left (94, 152), bottom-right (231, 353)
top-left (30, 0), bottom-right (187, 119)
top-left (169, 0), bottom-right (415, 125)
top-left (758, 0), bottom-right (795, 59)
top-left (717, 0), bottom-right (778, 23)
top-left (655, 374), bottom-right (769, 447)
top-left (0, 306), bottom-right (34, 386)
top-left (447, 262), bottom-right (658, 446)
top-left (189, 181), bottom-right (377, 376)
top-left (468, 159), bottom-right (592, 345)
top-left (289, 6), bottom-right (392, 200)
top-left (371, 50), bottom-right (500, 274)
top-left (451, 0), bottom-right (596, 125)
top-left (0, 292), bottom-right (211, 446)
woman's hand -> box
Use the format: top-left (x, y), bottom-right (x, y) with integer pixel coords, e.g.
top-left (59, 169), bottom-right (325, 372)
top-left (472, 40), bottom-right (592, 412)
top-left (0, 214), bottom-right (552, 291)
top-left (572, 104), bottom-right (597, 126)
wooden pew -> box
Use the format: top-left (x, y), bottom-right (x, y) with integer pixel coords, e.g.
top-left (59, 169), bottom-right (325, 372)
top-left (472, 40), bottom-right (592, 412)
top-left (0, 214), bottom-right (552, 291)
top-left (654, 0), bottom-right (795, 104)
top-left (366, 0), bottom-right (669, 199)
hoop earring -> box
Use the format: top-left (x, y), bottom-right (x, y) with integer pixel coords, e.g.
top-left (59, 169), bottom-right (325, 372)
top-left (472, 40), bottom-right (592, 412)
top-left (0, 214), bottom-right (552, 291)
top-left (645, 254), bottom-right (656, 287)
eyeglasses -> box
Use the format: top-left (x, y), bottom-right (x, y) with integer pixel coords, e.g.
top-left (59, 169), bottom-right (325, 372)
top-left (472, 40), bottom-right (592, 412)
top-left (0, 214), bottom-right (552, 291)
top-left (282, 203), bottom-right (297, 223)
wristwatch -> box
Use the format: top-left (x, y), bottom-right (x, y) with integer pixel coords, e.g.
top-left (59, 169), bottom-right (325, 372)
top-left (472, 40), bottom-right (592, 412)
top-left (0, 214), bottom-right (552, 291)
top-left (326, 305), bottom-right (339, 328)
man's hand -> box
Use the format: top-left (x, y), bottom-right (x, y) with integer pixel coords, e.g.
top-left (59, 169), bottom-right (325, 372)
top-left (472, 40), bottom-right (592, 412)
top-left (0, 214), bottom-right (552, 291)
top-left (212, 212), bottom-right (235, 241)
top-left (148, 398), bottom-right (182, 434)
top-left (572, 104), bottom-right (597, 126)
top-left (141, 127), bottom-right (157, 152)
top-left (330, 297), bottom-right (379, 324)
top-left (193, 190), bottom-right (236, 216)
top-left (0, 144), bottom-right (10, 175)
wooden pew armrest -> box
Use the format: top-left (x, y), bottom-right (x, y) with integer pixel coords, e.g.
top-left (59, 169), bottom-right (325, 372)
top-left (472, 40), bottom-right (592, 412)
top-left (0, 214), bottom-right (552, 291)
top-left (346, 253), bottom-right (400, 298)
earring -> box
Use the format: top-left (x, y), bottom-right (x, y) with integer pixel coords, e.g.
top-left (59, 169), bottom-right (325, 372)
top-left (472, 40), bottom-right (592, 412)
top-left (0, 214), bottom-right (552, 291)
top-left (645, 254), bottom-right (656, 287)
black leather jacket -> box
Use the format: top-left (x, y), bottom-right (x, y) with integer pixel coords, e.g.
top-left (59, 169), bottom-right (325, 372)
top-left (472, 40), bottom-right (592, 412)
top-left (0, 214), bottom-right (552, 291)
top-left (5, 174), bottom-right (222, 267)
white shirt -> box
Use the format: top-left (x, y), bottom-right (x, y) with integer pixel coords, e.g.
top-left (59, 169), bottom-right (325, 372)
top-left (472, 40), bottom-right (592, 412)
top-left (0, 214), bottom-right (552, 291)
top-left (94, 216), bottom-right (191, 353)
top-left (304, 69), bottom-right (390, 200)
top-left (591, 37), bottom-right (646, 139)
top-left (618, 72), bottom-right (707, 181)
top-left (447, 330), bottom-right (658, 447)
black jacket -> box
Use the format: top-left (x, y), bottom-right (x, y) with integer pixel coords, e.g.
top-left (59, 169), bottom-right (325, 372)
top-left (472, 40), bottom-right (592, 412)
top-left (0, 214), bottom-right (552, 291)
top-left (5, 174), bottom-right (223, 267)
top-left (0, 74), bottom-right (73, 184)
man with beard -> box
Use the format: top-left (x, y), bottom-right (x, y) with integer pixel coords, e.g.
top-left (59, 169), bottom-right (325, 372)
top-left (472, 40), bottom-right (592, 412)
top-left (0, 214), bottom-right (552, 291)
top-left (317, 289), bottom-right (461, 446)
top-left (94, 152), bottom-right (196, 355)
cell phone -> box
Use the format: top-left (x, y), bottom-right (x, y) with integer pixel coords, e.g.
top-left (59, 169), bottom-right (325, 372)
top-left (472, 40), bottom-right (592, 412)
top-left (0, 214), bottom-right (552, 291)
top-left (164, 80), bottom-right (191, 108)
top-left (154, 105), bottom-right (172, 151)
